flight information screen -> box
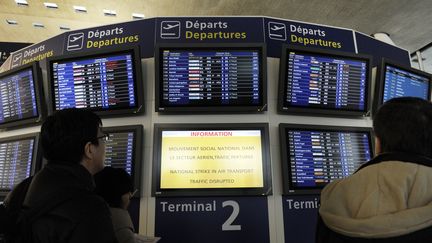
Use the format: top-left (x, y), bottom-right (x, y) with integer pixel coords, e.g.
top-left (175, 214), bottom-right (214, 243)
top-left (159, 48), bottom-right (262, 108)
top-left (382, 65), bottom-right (430, 102)
top-left (0, 68), bottom-right (38, 124)
top-left (51, 53), bottom-right (137, 111)
top-left (104, 132), bottom-right (134, 175)
top-left (0, 138), bottom-right (34, 190)
top-left (286, 129), bottom-right (371, 189)
top-left (282, 50), bottom-right (368, 112)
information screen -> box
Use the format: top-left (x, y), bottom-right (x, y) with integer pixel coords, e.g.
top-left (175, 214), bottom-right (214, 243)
top-left (382, 64), bottom-right (430, 102)
top-left (156, 44), bottom-right (266, 112)
top-left (105, 131), bottom-right (135, 175)
top-left (280, 124), bottom-right (372, 194)
top-left (50, 49), bottom-right (141, 114)
top-left (0, 66), bottom-right (38, 125)
top-left (153, 124), bottom-right (272, 196)
top-left (0, 137), bottom-right (35, 190)
top-left (279, 46), bottom-right (371, 116)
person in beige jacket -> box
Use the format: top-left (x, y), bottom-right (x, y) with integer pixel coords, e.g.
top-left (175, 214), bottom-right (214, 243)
top-left (317, 97), bottom-right (432, 243)
top-left (94, 166), bottom-right (136, 243)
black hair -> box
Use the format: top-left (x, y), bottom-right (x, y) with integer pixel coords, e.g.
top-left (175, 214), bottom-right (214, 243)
top-left (41, 108), bottom-right (102, 164)
top-left (373, 97), bottom-right (432, 157)
top-left (94, 166), bottom-right (134, 208)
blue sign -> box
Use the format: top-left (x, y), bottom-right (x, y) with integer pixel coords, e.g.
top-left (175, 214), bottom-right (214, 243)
top-left (355, 32), bottom-right (410, 67)
top-left (283, 195), bottom-right (319, 243)
top-left (264, 18), bottom-right (356, 57)
top-left (155, 17), bottom-right (265, 43)
top-left (63, 19), bottom-right (156, 58)
top-left (10, 35), bottom-right (64, 69)
top-left (155, 197), bottom-right (270, 243)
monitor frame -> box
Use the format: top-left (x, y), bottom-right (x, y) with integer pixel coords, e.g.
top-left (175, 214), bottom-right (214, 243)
top-left (154, 43), bottom-right (268, 113)
top-left (102, 125), bottom-right (143, 198)
top-left (46, 45), bottom-right (144, 117)
top-left (277, 44), bottom-right (373, 117)
top-left (279, 123), bottom-right (374, 195)
top-left (152, 123), bottom-right (272, 197)
top-left (0, 62), bottom-right (45, 129)
top-left (0, 132), bottom-right (42, 196)
top-left (372, 58), bottom-right (432, 114)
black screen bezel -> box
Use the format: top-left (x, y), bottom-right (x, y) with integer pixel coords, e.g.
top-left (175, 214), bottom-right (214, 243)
top-left (152, 123), bottom-right (272, 197)
top-left (0, 62), bottom-right (45, 129)
top-left (0, 132), bottom-right (42, 196)
top-left (372, 58), bottom-right (432, 114)
top-left (102, 125), bottom-right (143, 198)
top-left (279, 123), bottom-right (373, 195)
top-left (277, 44), bottom-right (373, 117)
top-left (46, 46), bottom-right (144, 117)
top-left (154, 43), bottom-right (268, 113)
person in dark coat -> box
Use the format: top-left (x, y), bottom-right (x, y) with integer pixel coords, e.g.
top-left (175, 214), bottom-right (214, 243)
top-left (316, 97), bottom-right (432, 243)
top-left (5, 108), bottom-right (117, 243)
top-left (94, 166), bottom-right (136, 243)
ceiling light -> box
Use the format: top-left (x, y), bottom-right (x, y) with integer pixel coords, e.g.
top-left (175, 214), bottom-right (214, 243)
top-left (15, 0), bottom-right (28, 6)
top-left (33, 22), bottom-right (45, 28)
top-left (103, 9), bottom-right (117, 17)
top-left (73, 5), bottom-right (87, 13)
top-left (6, 19), bottom-right (18, 25)
top-left (132, 13), bottom-right (145, 19)
top-left (59, 26), bottom-right (70, 30)
top-left (44, 2), bottom-right (58, 9)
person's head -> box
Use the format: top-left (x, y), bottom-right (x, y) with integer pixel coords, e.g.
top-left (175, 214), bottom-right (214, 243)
top-left (373, 97), bottom-right (432, 157)
top-left (41, 108), bottom-right (106, 174)
top-left (94, 166), bottom-right (134, 209)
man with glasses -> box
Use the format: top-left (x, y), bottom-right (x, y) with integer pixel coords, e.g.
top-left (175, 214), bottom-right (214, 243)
top-left (5, 108), bottom-right (117, 243)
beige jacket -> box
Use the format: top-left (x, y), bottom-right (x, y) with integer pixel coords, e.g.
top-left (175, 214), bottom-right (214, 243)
top-left (320, 160), bottom-right (432, 238)
top-left (110, 207), bottom-right (136, 243)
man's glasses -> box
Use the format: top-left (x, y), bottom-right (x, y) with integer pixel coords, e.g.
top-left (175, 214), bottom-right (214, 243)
top-left (96, 133), bottom-right (109, 143)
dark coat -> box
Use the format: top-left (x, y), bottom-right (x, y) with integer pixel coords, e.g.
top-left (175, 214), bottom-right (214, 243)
top-left (23, 161), bottom-right (118, 243)
top-left (316, 153), bottom-right (432, 243)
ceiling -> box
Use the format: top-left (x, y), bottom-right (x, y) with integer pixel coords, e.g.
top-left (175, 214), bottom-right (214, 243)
top-left (1, 0), bottom-right (431, 65)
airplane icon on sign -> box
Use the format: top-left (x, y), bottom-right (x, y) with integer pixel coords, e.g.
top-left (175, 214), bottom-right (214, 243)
top-left (271, 25), bottom-right (284, 31)
top-left (160, 21), bottom-right (181, 39)
top-left (70, 36), bottom-right (82, 42)
top-left (268, 22), bottom-right (287, 41)
top-left (163, 23), bottom-right (180, 30)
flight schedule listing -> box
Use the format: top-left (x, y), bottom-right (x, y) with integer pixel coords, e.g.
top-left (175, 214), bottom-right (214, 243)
top-left (105, 132), bottom-right (134, 175)
top-left (52, 54), bottom-right (136, 110)
top-left (161, 49), bottom-right (261, 106)
top-left (287, 130), bottom-right (371, 188)
top-left (0, 69), bottom-right (38, 124)
top-left (383, 65), bottom-right (429, 102)
top-left (0, 139), bottom-right (34, 190)
top-left (284, 51), bottom-right (368, 111)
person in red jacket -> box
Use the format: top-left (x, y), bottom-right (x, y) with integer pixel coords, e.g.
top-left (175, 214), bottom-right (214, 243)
top-left (317, 97), bottom-right (432, 243)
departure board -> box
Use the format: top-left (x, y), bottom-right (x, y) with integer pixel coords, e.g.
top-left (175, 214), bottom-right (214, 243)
top-left (157, 45), bottom-right (266, 112)
top-left (0, 138), bottom-right (34, 190)
top-left (279, 47), bottom-right (371, 115)
top-left (105, 132), bottom-right (134, 175)
top-left (382, 65), bottom-right (430, 102)
top-left (287, 130), bottom-right (371, 188)
top-left (51, 53), bottom-right (137, 111)
top-left (279, 125), bottom-right (373, 193)
top-left (0, 67), bottom-right (38, 125)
